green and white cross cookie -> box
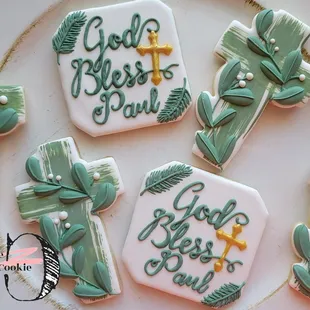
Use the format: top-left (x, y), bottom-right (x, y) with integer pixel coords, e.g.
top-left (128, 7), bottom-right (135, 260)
top-left (15, 137), bottom-right (124, 303)
top-left (0, 86), bottom-right (25, 136)
top-left (193, 9), bottom-right (310, 170)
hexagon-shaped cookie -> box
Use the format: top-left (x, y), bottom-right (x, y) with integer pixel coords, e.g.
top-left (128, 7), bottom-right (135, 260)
top-left (123, 161), bottom-right (268, 308)
top-left (53, 0), bottom-right (191, 137)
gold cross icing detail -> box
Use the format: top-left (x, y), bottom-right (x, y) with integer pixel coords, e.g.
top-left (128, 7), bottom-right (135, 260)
top-left (136, 31), bottom-right (173, 86)
top-left (214, 224), bottom-right (247, 272)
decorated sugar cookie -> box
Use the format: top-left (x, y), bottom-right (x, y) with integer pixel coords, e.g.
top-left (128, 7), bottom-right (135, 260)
top-left (53, 0), bottom-right (191, 137)
top-left (16, 137), bottom-right (124, 303)
top-left (123, 161), bottom-right (268, 308)
top-left (290, 224), bottom-right (310, 298)
top-left (0, 86), bottom-right (25, 136)
top-left (193, 9), bottom-right (310, 170)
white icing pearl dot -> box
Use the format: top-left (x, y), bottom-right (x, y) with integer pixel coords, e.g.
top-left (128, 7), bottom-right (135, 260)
top-left (246, 72), bottom-right (254, 81)
top-left (56, 175), bottom-right (62, 181)
top-left (270, 38), bottom-right (276, 44)
top-left (239, 80), bottom-right (246, 88)
top-left (236, 74), bottom-right (242, 80)
top-left (59, 211), bottom-right (68, 221)
top-left (47, 174), bottom-right (54, 180)
top-left (299, 74), bottom-right (306, 82)
top-left (0, 95), bottom-right (8, 105)
top-left (274, 46), bottom-right (279, 52)
top-left (65, 223), bottom-right (71, 229)
top-left (54, 218), bottom-right (60, 225)
top-left (93, 172), bottom-right (101, 181)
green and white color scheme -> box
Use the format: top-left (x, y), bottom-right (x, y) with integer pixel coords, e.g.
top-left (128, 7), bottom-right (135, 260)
top-left (53, 0), bottom-right (191, 137)
top-left (15, 137), bottom-right (124, 304)
top-left (123, 161), bottom-right (268, 308)
top-left (290, 224), bottom-right (310, 299)
top-left (0, 86), bottom-right (25, 136)
top-left (193, 9), bottom-right (310, 170)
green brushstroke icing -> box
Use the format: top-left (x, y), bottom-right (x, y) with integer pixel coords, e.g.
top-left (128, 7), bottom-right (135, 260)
top-left (16, 139), bottom-right (121, 300)
top-left (196, 10), bottom-right (310, 169)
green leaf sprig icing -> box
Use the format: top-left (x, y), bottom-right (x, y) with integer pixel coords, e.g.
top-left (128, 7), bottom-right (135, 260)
top-left (291, 224), bottom-right (310, 297)
top-left (26, 157), bottom-right (116, 214)
top-left (40, 214), bottom-right (113, 299)
top-left (195, 59), bottom-right (254, 168)
top-left (201, 282), bottom-right (245, 308)
top-left (247, 9), bottom-right (306, 106)
top-left (157, 78), bottom-right (191, 123)
top-left (52, 11), bottom-right (87, 65)
top-left (140, 163), bottom-right (193, 196)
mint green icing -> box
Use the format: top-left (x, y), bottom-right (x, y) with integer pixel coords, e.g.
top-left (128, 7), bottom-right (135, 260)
top-left (73, 284), bottom-right (107, 298)
top-left (59, 191), bottom-right (88, 204)
top-left (94, 262), bottom-right (113, 294)
top-left (221, 88), bottom-right (254, 106)
top-left (59, 224), bottom-right (86, 249)
top-left (218, 59), bottom-right (241, 96)
top-left (260, 60), bottom-right (283, 84)
top-left (40, 215), bottom-right (60, 252)
top-left (59, 260), bottom-right (78, 278)
top-left (213, 109), bottom-right (237, 127)
top-left (34, 185), bottom-right (62, 197)
top-left (72, 246), bottom-right (85, 275)
top-left (0, 86), bottom-right (25, 135)
top-left (293, 224), bottom-right (310, 262)
top-left (273, 87), bottom-right (305, 105)
top-left (91, 183), bottom-right (116, 214)
top-left (197, 92), bottom-right (213, 128)
top-left (0, 108), bottom-right (18, 134)
top-left (256, 9), bottom-right (273, 37)
top-left (293, 265), bottom-right (310, 296)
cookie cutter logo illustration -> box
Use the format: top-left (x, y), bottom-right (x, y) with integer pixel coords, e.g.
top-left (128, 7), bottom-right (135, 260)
top-left (0, 233), bottom-right (60, 301)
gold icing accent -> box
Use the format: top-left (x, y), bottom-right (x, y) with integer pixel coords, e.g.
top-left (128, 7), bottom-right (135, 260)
top-left (214, 224), bottom-right (247, 272)
top-left (136, 31), bottom-right (173, 85)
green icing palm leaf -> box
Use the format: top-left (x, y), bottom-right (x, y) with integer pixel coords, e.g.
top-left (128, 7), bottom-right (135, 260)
top-left (157, 78), bottom-right (191, 123)
top-left (140, 163), bottom-right (192, 196)
top-left (52, 11), bottom-right (87, 65)
top-left (202, 282), bottom-right (245, 308)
